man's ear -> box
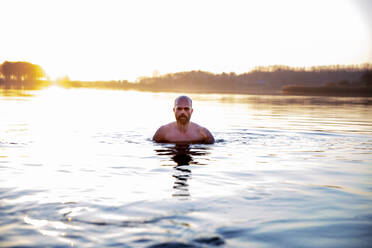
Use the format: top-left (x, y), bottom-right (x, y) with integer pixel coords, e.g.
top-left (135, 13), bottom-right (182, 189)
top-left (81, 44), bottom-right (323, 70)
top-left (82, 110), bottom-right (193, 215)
top-left (191, 108), bottom-right (194, 114)
top-left (173, 107), bottom-right (175, 113)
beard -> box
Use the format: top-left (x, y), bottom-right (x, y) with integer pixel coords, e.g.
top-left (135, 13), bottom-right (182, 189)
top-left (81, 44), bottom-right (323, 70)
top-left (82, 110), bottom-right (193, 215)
top-left (176, 114), bottom-right (189, 124)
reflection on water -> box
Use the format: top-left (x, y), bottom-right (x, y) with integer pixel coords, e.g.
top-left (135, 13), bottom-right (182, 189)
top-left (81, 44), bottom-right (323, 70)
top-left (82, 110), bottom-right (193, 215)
top-left (0, 83), bottom-right (50, 96)
top-left (0, 88), bottom-right (38, 97)
top-left (1, 88), bottom-right (372, 248)
top-left (194, 94), bottom-right (372, 106)
top-left (155, 145), bottom-right (210, 199)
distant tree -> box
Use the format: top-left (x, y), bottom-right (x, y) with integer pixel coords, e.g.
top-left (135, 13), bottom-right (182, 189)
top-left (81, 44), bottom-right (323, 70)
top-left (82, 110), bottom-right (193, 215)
top-left (1, 61), bottom-right (13, 81)
top-left (361, 71), bottom-right (372, 87)
top-left (338, 80), bottom-right (350, 86)
top-left (0, 61), bottom-right (44, 82)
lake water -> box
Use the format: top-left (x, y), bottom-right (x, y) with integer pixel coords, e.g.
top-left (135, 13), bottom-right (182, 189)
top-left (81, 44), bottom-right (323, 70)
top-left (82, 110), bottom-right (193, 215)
top-left (1, 87), bottom-right (372, 248)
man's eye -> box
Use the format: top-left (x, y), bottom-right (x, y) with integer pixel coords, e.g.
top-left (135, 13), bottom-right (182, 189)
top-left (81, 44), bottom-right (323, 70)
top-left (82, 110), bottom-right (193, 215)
top-left (184, 108), bottom-right (189, 111)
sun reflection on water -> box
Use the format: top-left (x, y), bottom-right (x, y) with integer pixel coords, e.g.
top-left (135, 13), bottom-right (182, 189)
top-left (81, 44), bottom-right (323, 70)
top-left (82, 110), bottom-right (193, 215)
top-left (0, 88), bottom-right (372, 247)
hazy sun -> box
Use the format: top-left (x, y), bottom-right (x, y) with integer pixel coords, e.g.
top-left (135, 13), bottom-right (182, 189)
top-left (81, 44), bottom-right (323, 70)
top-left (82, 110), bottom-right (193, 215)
top-left (0, 0), bottom-right (370, 81)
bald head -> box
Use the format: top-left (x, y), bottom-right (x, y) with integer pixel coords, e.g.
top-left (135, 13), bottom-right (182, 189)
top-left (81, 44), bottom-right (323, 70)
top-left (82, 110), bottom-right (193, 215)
top-left (174, 95), bottom-right (192, 107)
top-left (173, 95), bottom-right (193, 124)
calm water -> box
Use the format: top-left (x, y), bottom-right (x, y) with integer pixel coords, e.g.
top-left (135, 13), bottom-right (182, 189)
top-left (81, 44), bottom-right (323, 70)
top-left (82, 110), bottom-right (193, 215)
top-left (1, 87), bottom-right (372, 248)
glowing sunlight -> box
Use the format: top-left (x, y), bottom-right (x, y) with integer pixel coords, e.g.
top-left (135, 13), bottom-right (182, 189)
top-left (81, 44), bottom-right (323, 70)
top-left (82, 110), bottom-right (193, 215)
top-left (1, 1), bottom-right (372, 247)
top-left (0, 0), bottom-right (370, 81)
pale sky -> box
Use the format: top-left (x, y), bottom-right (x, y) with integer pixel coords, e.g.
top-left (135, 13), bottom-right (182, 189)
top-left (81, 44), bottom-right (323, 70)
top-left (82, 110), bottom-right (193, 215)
top-left (0, 0), bottom-right (371, 81)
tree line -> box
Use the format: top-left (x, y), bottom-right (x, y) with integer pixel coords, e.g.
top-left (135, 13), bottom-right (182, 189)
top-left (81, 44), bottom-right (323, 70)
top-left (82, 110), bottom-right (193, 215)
top-left (0, 61), bottom-right (44, 82)
top-left (0, 61), bottom-right (48, 90)
top-left (2, 60), bottom-right (371, 95)
top-left (133, 64), bottom-right (372, 94)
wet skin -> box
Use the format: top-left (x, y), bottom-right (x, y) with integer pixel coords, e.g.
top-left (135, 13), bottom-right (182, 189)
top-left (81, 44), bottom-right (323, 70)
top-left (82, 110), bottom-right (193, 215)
top-left (153, 96), bottom-right (215, 144)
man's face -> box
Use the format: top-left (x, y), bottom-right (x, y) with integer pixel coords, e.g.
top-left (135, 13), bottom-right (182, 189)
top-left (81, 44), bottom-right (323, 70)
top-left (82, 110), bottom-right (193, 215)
top-left (173, 99), bottom-right (193, 124)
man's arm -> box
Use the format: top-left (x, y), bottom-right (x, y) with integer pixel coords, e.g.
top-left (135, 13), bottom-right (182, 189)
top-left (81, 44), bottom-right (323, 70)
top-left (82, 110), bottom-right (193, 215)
top-left (153, 126), bottom-right (166, 142)
top-left (201, 127), bottom-right (215, 144)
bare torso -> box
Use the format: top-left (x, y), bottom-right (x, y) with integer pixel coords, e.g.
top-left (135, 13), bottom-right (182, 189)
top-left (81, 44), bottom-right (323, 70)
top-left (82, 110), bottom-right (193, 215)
top-left (153, 122), bottom-right (214, 144)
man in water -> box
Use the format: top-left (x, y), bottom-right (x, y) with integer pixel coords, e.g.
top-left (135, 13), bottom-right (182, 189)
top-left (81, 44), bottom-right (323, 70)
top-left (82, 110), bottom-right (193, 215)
top-left (153, 95), bottom-right (215, 144)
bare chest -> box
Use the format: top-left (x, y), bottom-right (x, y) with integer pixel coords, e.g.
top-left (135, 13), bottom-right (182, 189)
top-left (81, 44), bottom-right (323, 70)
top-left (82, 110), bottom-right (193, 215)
top-left (164, 128), bottom-right (203, 143)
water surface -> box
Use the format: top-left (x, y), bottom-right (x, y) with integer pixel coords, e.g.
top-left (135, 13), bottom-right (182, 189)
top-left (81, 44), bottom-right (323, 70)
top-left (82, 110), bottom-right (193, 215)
top-left (1, 88), bottom-right (372, 247)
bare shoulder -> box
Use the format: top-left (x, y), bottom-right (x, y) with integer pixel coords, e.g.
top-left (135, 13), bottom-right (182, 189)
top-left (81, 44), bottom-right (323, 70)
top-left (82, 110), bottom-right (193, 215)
top-left (191, 122), bottom-right (209, 132)
top-left (192, 122), bottom-right (215, 144)
top-left (153, 122), bottom-right (175, 142)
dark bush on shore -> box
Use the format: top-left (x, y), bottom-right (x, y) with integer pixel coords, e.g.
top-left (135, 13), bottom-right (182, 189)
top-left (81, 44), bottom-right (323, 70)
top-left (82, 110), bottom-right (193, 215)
top-left (0, 61), bottom-right (49, 90)
top-left (282, 70), bottom-right (372, 97)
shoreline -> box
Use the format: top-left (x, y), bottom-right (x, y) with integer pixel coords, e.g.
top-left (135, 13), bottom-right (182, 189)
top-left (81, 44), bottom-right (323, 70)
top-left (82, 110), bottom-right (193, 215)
top-left (282, 85), bottom-right (372, 97)
top-left (1, 83), bottom-right (372, 98)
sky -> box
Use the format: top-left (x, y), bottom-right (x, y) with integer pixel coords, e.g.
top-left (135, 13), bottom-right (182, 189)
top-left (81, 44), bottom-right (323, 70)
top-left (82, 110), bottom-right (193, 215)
top-left (0, 0), bottom-right (371, 81)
